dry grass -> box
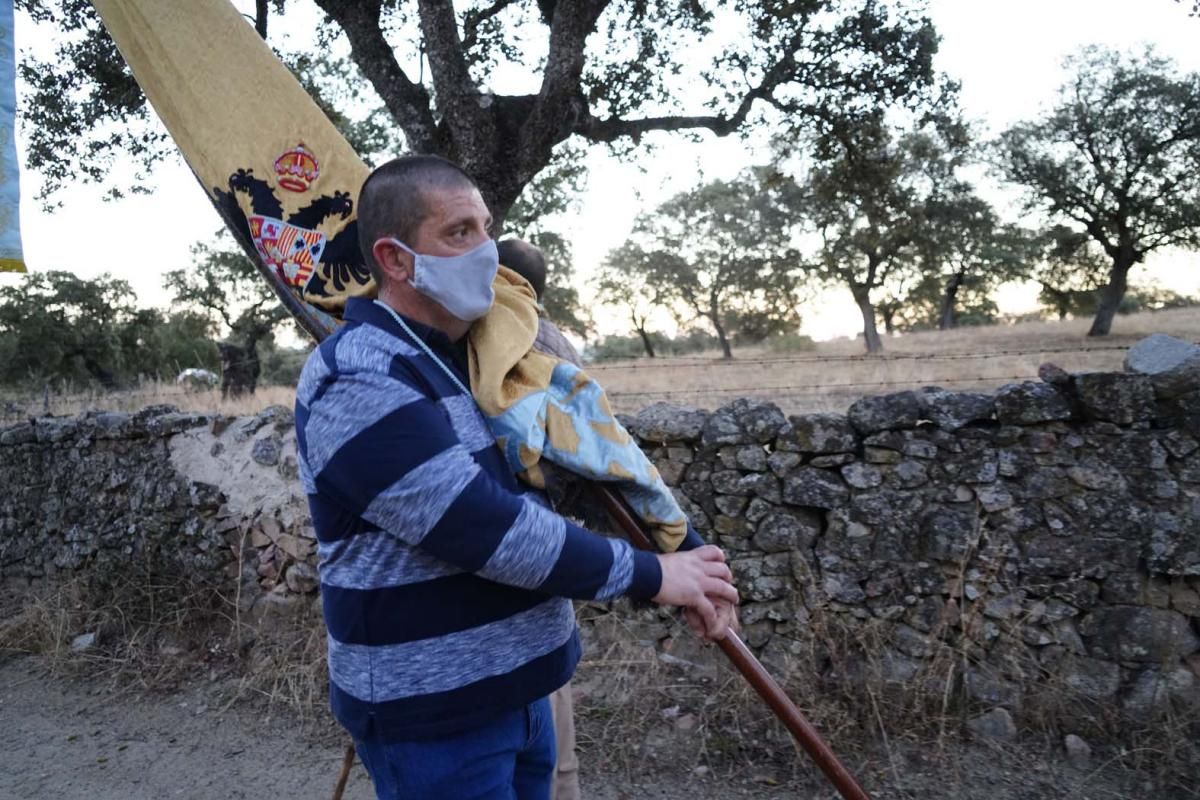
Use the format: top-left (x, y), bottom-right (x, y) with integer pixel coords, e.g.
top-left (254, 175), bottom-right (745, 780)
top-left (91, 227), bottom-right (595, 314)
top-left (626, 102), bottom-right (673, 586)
top-left (4, 553), bottom-right (1196, 795)
top-left (0, 381), bottom-right (296, 423)
top-left (590, 306), bottom-right (1200, 415)
top-left (3, 307), bottom-right (1196, 423)
top-left (572, 602), bottom-right (1200, 798)
top-left (0, 543), bottom-right (328, 727)
top-left (0, 558), bottom-right (230, 689)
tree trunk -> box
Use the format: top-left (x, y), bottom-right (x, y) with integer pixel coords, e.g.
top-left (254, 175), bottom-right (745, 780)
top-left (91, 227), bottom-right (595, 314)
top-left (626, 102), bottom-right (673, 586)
top-left (1087, 258), bottom-right (1131, 337)
top-left (855, 293), bottom-right (883, 354)
top-left (711, 315), bottom-right (733, 359)
top-left (254, 0), bottom-right (268, 38)
top-left (636, 326), bottom-right (656, 358)
top-left (80, 356), bottom-right (117, 389)
top-left (218, 341), bottom-right (261, 397)
top-left (939, 272), bottom-right (964, 330)
top-left (879, 305), bottom-right (898, 336)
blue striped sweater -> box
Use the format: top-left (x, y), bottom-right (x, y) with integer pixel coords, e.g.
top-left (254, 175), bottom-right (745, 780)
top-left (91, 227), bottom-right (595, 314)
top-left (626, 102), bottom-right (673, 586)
top-left (295, 298), bottom-right (664, 741)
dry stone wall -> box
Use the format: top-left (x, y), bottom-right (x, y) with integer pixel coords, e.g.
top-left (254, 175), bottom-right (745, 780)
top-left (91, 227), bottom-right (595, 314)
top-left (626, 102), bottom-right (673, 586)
top-left (2, 335), bottom-right (1199, 728)
top-left (0, 404), bottom-right (314, 625)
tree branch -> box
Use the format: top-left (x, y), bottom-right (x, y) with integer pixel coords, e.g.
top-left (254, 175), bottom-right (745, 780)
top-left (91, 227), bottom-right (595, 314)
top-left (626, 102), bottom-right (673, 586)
top-left (314, 0), bottom-right (438, 152)
top-left (255, 0), bottom-right (268, 39)
top-left (209, 298), bottom-right (236, 331)
top-left (413, 0), bottom-right (499, 169)
top-left (521, 0), bottom-right (611, 171)
top-left (462, 0), bottom-right (519, 51)
top-left (576, 34), bottom-right (801, 144)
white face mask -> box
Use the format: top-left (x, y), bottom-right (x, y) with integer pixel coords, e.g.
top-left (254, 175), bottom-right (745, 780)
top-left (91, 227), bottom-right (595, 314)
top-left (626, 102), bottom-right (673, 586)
top-left (389, 237), bottom-right (499, 322)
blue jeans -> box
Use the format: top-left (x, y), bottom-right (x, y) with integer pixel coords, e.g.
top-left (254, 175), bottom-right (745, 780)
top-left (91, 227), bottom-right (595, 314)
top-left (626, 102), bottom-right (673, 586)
top-left (354, 697), bottom-right (557, 800)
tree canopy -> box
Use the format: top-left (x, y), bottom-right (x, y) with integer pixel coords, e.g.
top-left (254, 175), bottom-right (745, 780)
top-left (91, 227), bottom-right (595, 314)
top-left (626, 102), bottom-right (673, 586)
top-left (502, 143), bottom-right (591, 335)
top-left (792, 112), bottom-right (967, 353)
top-left (593, 241), bottom-right (669, 358)
top-left (916, 190), bottom-right (1029, 330)
top-left (600, 168), bottom-right (801, 359)
top-left (996, 46), bottom-right (1200, 336)
top-left (0, 271), bottom-right (218, 388)
top-left (19, 0), bottom-right (940, 224)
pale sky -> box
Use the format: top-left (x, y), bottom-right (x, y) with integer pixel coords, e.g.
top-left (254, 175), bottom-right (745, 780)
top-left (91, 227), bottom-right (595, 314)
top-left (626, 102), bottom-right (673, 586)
top-left (4, 0), bottom-right (1199, 342)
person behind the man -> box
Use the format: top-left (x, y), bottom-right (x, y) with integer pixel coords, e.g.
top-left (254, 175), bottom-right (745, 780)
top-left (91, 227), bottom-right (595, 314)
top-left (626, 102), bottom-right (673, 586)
top-left (494, 237), bottom-right (586, 800)
top-left (496, 238), bottom-right (582, 367)
top-left (295, 154), bottom-right (738, 800)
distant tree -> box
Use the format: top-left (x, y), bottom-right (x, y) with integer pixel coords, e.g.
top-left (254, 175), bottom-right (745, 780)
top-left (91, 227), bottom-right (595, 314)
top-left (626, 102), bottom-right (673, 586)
top-left (1031, 225), bottom-right (1111, 320)
top-left (121, 308), bottom-right (221, 378)
top-left (1118, 284), bottom-right (1200, 314)
top-left (504, 143), bottom-right (591, 336)
top-left (588, 327), bottom-right (719, 361)
top-left (918, 190), bottom-right (1029, 330)
top-left (19, 0), bottom-right (940, 226)
top-left (996, 47), bottom-right (1200, 336)
top-left (258, 339), bottom-right (314, 386)
top-left (883, 271), bottom-right (999, 332)
top-left (0, 271), bottom-right (211, 388)
top-left (797, 112), bottom-right (967, 353)
top-left (163, 241), bottom-right (289, 395)
top-left (594, 243), bottom-right (669, 358)
top-left (607, 170), bottom-right (801, 359)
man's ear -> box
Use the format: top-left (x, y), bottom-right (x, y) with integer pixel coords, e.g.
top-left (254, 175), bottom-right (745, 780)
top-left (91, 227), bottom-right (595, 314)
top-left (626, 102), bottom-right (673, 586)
top-left (372, 239), bottom-right (413, 284)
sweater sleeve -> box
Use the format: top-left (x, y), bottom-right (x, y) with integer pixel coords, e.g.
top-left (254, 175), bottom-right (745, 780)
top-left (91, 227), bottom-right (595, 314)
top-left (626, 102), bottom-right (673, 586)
top-left (677, 522), bottom-right (707, 552)
top-left (302, 369), bottom-right (662, 601)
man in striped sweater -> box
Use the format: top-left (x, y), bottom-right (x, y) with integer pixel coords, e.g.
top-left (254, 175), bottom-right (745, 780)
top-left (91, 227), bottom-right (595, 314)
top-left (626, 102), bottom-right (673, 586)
top-left (296, 154), bottom-right (737, 800)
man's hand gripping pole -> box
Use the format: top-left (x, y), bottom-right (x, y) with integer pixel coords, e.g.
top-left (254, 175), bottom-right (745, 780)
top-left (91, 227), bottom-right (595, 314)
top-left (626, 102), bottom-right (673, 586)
top-left (593, 485), bottom-right (873, 800)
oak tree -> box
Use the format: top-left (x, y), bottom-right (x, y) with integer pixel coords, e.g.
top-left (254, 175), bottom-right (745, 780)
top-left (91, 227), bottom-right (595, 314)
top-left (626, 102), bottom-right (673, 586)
top-left (918, 190), bottom-right (1028, 330)
top-left (20, 0), bottom-right (940, 225)
top-left (0, 272), bottom-right (219, 388)
top-left (605, 169), bottom-right (801, 359)
top-left (796, 113), bottom-right (965, 353)
top-left (996, 47), bottom-right (1200, 336)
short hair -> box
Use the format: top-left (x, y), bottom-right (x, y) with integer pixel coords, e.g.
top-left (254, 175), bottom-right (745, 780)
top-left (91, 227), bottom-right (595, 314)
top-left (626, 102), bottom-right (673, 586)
top-left (497, 238), bottom-right (547, 300)
top-left (356, 155), bottom-right (479, 286)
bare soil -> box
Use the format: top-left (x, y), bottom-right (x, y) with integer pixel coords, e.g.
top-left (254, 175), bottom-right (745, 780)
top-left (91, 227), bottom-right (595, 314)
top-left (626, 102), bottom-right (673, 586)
top-left (1, 654), bottom-right (1187, 800)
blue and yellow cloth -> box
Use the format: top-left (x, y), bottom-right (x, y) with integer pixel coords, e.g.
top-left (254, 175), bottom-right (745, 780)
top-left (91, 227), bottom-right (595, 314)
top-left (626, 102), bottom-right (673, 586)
top-left (469, 267), bottom-right (688, 552)
top-left (0, 0), bottom-right (23, 273)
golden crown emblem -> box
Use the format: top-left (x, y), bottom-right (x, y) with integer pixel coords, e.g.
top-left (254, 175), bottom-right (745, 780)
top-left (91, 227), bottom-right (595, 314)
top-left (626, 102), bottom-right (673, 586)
top-left (274, 142), bottom-right (320, 193)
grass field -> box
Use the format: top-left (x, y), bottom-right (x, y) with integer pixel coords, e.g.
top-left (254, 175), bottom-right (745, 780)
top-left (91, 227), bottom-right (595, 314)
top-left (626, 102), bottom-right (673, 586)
top-left (3, 306), bottom-right (1198, 422)
top-left (589, 306), bottom-right (1200, 415)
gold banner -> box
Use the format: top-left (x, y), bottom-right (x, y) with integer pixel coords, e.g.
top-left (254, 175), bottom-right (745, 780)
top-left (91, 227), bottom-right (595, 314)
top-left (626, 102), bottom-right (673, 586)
top-left (91, 0), bottom-right (373, 320)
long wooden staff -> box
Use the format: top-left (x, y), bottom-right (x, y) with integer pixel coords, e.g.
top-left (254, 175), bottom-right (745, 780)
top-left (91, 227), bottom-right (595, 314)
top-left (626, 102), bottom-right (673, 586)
top-left (593, 486), bottom-right (872, 800)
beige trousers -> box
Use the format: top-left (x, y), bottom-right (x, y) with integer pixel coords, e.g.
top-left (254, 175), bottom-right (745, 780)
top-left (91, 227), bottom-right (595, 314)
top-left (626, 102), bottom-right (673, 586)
top-left (548, 682), bottom-right (580, 800)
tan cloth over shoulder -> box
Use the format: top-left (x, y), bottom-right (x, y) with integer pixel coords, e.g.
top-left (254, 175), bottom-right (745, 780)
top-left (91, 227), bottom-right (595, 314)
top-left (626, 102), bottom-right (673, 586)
top-left (468, 267), bottom-right (688, 552)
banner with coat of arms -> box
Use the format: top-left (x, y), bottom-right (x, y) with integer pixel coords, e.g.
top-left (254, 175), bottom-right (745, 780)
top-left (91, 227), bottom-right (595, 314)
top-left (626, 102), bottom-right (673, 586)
top-left (90, 0), bottom-right (375, 336)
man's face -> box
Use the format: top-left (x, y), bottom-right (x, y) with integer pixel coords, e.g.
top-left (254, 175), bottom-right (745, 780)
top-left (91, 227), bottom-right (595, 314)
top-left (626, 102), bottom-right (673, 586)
top-left (408, 185), bottom-right (493, 258)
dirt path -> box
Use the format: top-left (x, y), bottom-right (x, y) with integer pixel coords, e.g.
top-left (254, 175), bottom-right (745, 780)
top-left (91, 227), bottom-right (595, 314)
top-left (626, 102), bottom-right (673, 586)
top-left (0, 655), bottom-right (375, 800)
top-left (0, 655), bottom-right (762, 800)
top-left (0, 654), bottom-right (1187, 800)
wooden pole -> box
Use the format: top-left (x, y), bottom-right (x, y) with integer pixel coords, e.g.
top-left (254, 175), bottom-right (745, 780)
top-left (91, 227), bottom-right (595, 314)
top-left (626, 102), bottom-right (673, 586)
top-left (593, 486), bottom-right (872, 800)
top-left (331, 743), bottom-right (355, 800)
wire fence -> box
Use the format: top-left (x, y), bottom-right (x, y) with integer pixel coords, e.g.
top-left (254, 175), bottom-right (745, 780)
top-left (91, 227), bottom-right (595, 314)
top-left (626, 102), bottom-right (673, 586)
top-left (606, 373), bottom-right (1044, 402)
top-left (0, 382), bottom-right (299, 425)
top-left (591, 342), bottom-right (1131, 414)
top-left (586, 343), bottom-right (1131, 370)
top-left (0, 343), bottom-right (1129, 424)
